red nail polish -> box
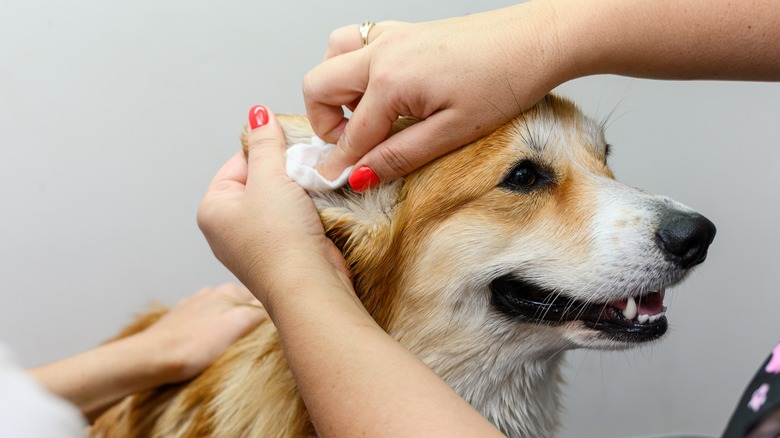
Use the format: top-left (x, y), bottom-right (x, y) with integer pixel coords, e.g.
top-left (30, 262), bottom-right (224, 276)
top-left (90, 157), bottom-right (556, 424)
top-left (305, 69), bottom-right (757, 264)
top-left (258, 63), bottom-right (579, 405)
top-left (349, 166), bottom-right (380, 192)
top-left (248, 105), bottom-right (269, 130)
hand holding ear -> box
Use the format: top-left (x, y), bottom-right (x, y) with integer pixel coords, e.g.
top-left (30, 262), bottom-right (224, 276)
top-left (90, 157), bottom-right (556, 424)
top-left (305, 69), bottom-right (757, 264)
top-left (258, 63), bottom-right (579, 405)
top-left (197, 105), bottom-right (351, 309)
top-left (302, 4), bottom-right (566, 189)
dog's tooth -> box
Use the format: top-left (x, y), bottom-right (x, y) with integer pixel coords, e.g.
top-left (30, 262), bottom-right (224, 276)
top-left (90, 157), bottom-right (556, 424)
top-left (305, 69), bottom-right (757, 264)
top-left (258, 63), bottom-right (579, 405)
top-left (660, 288), bottom-right (666, 301)
top-left (623, 296), bottom-right (637, 320)
top-left (638, 314), bottom-right (650, 324)
top-left (647, 312), bottom-right (667, 323)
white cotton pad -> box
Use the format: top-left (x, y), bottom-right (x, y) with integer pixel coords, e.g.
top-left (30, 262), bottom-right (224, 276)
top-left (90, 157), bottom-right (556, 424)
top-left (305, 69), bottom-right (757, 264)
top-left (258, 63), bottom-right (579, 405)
top-left (285, 136), bottom-right (353, 192)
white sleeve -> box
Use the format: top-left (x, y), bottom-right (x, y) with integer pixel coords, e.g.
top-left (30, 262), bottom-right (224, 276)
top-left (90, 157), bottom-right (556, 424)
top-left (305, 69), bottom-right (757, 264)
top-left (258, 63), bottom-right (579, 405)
top-left (0, 341), bottom-right (87, 438)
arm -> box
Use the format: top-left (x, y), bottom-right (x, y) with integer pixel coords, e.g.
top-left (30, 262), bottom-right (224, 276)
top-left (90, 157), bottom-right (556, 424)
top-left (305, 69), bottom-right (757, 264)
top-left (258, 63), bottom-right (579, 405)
top-left (28, 283), bottom-right (265, 421)
top-left (554, 0), bottom-right (780, 82)
top-left (256, 264), bottom-right (500, 437)
top-left (197, 106), bottom-right (504, 437)
top-left (304, 0), bottom-right (780, 186)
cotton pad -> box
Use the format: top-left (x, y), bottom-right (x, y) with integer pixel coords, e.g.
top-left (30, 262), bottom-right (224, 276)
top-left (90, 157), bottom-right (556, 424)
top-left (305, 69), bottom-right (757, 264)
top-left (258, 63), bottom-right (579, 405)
top-left (285, 136), bottom-right (353, 192)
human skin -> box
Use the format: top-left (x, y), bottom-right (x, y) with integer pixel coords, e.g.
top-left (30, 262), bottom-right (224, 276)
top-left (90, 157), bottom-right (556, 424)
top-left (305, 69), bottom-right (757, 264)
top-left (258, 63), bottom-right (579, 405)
top-left (28, 283), bottom-right (266, 422)
top-left (303, 0), bottom-right (780, 187)
top-left (197, 106), bottom-right (505, 437)
top-left (196, 2), bottom-right (780, 434)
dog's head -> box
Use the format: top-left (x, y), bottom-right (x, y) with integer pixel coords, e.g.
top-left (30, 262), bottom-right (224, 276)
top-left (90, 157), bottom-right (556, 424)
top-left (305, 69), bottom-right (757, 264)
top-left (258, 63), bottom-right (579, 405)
top-left (273, 95), bottom-right (715, 356)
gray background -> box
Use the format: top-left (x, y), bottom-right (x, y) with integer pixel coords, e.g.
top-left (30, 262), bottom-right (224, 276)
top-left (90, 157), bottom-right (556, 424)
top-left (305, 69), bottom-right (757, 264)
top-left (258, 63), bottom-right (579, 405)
top-left (1, 1), bottom-right (778, 436)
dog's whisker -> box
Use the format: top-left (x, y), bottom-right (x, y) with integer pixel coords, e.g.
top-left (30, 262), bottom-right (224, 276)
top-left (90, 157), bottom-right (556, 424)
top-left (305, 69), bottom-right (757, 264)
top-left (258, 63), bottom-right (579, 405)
top-left (540, 344), bottom-right (569, 367)
top-left (538, 288), bottom-right (568, 321)
top-left (480, 95), bottom-right (513, 125)
top-left (600, 98), bottom-right (629, 132)
top-left (506, 74), bottom-right (523, 115)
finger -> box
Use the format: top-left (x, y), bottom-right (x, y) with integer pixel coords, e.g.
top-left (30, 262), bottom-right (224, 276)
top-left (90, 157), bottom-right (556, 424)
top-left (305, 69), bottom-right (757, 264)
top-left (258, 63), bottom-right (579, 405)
top-left (323, 24), bottom-right (364, 60)
top-left (355, 109), bottom-right (493, 182)
top-left (230, 304), bottom-right (268, 334)
top-left (192, 286), bottom-right (214, 299)
top-left (217, 282), bottom-right (261, 305)
top-left (317, 86), bottom-right (399, 180)
top-left (243, 105), bottom-right (289, 191)
top-left (323, 21), bottom-right (397, 60)
top-left (303, 49), bottom-right (370, 145)
top-left (198, 152), bottom-right (248, 228)
top-left (205, 151), bottom-right (248, 194)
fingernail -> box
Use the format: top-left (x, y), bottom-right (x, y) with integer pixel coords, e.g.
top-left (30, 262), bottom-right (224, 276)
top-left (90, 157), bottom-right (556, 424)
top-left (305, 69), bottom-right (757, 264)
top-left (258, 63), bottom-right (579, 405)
top-left (349, 165), bottom-right (380, 192)
top-left (248, 105), bottom-right (269, 130)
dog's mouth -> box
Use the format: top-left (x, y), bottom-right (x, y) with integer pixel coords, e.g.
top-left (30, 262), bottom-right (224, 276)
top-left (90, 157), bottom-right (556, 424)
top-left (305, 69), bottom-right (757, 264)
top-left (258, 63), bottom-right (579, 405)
top-left (490, 276), bottom-right (667, 342)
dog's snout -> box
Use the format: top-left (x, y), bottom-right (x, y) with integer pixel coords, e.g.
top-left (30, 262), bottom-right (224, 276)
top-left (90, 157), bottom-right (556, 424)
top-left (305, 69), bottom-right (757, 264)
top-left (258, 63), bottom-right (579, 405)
top-left (655, 211), bottom-right (716, 269)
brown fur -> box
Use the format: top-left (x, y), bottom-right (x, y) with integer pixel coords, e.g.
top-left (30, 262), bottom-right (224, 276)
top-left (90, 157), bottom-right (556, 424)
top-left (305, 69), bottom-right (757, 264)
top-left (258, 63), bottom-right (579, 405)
top-left (92, 95), bottom-right (710, 437)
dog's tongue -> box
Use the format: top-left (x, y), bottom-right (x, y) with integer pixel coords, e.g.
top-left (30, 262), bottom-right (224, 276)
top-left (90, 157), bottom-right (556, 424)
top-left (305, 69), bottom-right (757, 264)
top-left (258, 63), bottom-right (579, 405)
top-left (609, 292), bottom-right (665, 316)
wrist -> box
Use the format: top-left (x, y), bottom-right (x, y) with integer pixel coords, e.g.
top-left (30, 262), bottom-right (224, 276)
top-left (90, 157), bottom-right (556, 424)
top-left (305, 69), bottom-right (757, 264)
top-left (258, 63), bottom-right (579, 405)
top-left (258, 261), bottom-right (357, 316)
top-left (492, 1), bottom-right (581, 101)
top-left (125, 331), bottom-right (188, 386)
top-left (535, 0), bottom-right (600, 84)
top-left (235, 241), bottom-right (354, 308)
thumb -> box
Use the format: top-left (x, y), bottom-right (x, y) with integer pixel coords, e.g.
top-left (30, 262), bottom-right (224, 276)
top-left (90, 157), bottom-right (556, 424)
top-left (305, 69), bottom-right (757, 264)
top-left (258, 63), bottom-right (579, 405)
top-left (244, 105), bottom-right (289, 191)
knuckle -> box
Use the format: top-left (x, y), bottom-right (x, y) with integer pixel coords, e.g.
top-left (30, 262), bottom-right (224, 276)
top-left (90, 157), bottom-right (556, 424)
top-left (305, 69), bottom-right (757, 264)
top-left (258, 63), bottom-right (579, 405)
top-left (301, 71), bottom-right (316, 97)
top-left (196, 202), bottom-right (229, 242)
top-left (377, 145), bottom-right (415, 176)
top-left (335, 129), bottom-right (360, 161)
top-left (371, 70), bottom-right (393, 89)
top-left (327, 28), bottom-right (340, 44)
top-left (324, 25), bottom-right (356, 58)
top-left (216, 282), bottom-right (234, 291)
top-left (326, 29), bottom-right (342, 52)
top-left (217, 282), bottom-right (241, 296)
top-left (196, 204), bottom-right (213, 233)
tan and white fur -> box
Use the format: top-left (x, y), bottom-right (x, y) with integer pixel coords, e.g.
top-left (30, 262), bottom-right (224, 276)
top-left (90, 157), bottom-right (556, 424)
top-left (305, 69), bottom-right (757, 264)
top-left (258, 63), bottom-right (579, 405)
top-left (92, 95), bottom-right (715, 437)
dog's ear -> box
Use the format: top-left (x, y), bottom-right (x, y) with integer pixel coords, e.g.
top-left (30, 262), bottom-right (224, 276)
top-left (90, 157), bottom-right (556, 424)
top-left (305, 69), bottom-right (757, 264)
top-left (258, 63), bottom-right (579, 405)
top-left (241, 114), bottom-right (316, 156)
top-left (313, 183), bottom-right (400, 272)
top-left (240, 114), bottom-right (406, 266)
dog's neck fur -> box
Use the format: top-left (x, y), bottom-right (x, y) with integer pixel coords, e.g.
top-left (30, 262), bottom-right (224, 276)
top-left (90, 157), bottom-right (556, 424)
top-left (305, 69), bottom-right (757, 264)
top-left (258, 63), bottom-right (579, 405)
top-left (400, 310), bottom-right (566, 437)
top-left (314, 182), bottom-right (566, 438)
top-left (443, 344), bottom-right (564, 437)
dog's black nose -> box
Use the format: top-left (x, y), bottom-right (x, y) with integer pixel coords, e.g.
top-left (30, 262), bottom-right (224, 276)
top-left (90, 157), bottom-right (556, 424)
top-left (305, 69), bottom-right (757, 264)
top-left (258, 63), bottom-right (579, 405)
top-left (655, 211), bottom-right (716, 269)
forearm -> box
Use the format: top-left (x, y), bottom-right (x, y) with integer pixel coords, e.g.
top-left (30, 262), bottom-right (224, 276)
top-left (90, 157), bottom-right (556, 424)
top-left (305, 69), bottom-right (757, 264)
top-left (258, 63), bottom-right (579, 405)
top-left (255, 264), bottom-right (503, 437)
top-left (28, 333), bottom-right (172, 421)
top-left (547, 0), bottom-right (780, 82)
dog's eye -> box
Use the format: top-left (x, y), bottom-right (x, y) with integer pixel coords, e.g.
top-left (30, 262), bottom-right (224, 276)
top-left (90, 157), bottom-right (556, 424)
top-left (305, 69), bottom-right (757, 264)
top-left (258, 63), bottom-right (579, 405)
top-left (503, 162), bottom-right (539, 189)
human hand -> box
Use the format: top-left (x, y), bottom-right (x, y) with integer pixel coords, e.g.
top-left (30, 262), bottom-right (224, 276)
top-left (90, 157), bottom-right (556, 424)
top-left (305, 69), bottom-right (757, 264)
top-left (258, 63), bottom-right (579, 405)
top-left (196, 113), bottom-right (503, 438)
top-left (27, 282), bottom-right (266, 419)
top-left (197, 105), bottom-right (351, 310)
top-left (303, 2), bottom-right (567, 188)
top-left (136, 282), bottom-right (266, 383)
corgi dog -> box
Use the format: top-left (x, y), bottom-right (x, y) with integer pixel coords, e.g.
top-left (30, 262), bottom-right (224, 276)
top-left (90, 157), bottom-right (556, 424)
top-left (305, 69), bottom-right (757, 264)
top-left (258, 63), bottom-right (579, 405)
top-left (92, 95), bottom-right (715, 437)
